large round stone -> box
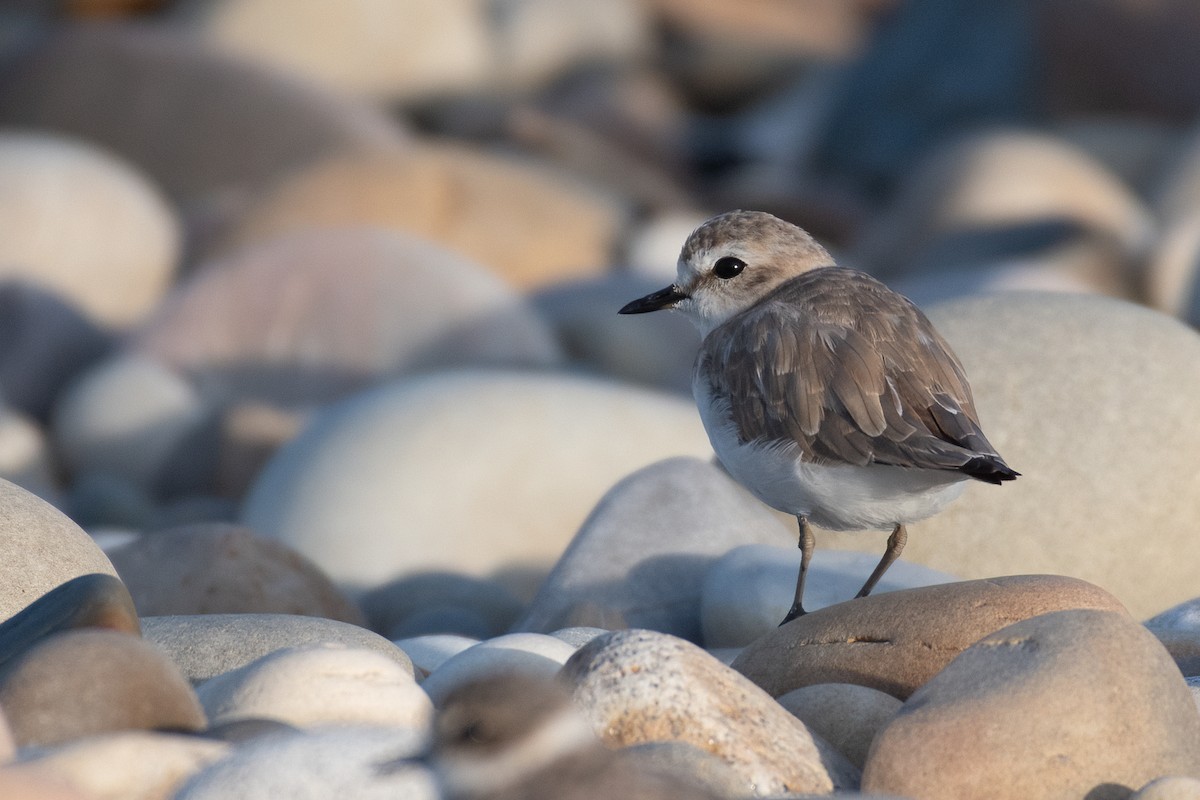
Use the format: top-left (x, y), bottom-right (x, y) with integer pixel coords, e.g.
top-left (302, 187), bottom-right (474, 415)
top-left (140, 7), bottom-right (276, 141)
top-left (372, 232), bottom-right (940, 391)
top-left (211, 144), bottom-right (627, 290)
top-left (132, 229), bottom-right (562, 408)
top-left (862, 610), bottom-right (1200, 799)
top-left (0, 479), bottom-right (118, 622)
top-left (241, 370), bottom-right (712, 592)
top-left (0, 132), bottom-right (179, 327)
top-left (821, 292), bottom-right (1200, 618)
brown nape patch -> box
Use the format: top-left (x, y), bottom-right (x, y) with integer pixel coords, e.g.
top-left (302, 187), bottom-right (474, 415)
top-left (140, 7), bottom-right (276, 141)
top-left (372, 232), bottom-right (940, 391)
top-left (681, 210), bottom-right (831, 266)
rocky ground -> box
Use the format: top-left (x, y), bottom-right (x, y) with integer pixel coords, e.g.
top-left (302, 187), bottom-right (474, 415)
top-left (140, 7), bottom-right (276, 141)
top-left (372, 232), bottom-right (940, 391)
top-left (1, 1), bottom-right (1200, 798)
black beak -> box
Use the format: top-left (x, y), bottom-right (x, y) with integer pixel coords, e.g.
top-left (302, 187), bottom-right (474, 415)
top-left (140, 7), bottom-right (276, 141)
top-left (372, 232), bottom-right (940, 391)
top-left (618, 285), bottom-right (688, 315)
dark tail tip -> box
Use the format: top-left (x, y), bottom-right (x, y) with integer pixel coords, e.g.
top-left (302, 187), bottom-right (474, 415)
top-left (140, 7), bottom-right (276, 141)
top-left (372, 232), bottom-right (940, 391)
top-left (962, 456), bottom-right (1020, 485)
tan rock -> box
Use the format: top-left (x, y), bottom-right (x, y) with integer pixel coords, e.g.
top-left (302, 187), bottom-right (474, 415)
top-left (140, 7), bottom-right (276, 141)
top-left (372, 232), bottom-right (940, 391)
top-left (862, 610), bottom-right (1200, 800)
top-left (731, 575), bottom-right (1127, 699)
top-left (0, 765), bottom-right (89, 800)
top-left (19, 731), bottom-right (229, 800)
top-left (0, 630), bottom-right (205, 747)
top-left (212, 142), bottom-right (627, 289)
top-left (777, 683), bottom-right (902, 770)
top-left (107, 523), bottom-right (362, 623)
top-left (823, 292), bottom-right (1200, 618)
top-left (561, 629), bottom-right (860, 796)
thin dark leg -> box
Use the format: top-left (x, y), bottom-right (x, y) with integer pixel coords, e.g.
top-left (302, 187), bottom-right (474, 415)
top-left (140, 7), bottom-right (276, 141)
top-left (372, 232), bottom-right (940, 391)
top-left (855, 523), bottom-right (907, 599)
top-left (780, 517), bottom-right (815, 625)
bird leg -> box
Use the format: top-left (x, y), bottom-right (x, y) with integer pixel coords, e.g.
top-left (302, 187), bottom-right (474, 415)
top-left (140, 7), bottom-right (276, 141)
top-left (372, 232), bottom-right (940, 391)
top-left (780, 516), bottom-right (815, 625)
top-left (855, 523), bottom-right (907, 598)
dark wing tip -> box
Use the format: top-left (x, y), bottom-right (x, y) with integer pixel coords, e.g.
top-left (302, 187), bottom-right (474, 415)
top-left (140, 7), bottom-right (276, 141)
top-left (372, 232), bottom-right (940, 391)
top-left (960, 455), bottom-right (1020, 485)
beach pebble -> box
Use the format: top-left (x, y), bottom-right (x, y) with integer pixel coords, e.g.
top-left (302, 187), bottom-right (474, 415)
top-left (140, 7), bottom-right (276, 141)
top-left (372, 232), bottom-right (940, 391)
top-left (51, 355), bottom-right (212, 497)
top-left (106, 523), bottom-right (362, 623)
top-left (531, 274), bottom-right (702, 394)
top-left (176, 726), bottom-right (435, 800)
top-left (132, 229), bottom-right (561, 409)
top-left (862, 610), bottom-right (1200, 799)
top-left (213, 401), bottom-right (308, 498)
top-left (1145, 216), bottom-right (1200, 328)
top-left (18, 731), bottom-right (229, 800)
top-left (851, 129), bottom-right (1152, 281)
top-left (701, 544), bottom-right (958, 648)
top-left (614, 741), bottom-right (749, 798)
top-left (196, 643), bottom-right (432, 730)
top-left (0, 24), bottom-right (403, 205)
top-left (731, 575), bottom-right (1127, 700)
top-left (0, 408), bottom-right (59, 501)
top-left (0, 766), bottom-right (89, 800)
top-left (0, 479), bottom-right (118, 622)
top-left (141, 614), bottom-right (411, 685)
top-left (777, 683), bottom-right (902, 770)
top-left (392, 634), bottom-right (479, 678)
top-left (1132, 776), bottom-right (1200, 800)
top-left (0, 282), bottom-right (110, 419)
top-left (212, 143), bottom-right (627, 290)
top-left (847, 292), bottom-right (1200, 619)
top-left (561, 628), bottom-right (860, 795)
top-left (549, 627), bottom-right (609, 649)
top-left (420, 633), bottom-right (576, 707)
top-left (361, 572), bottom-right (522, 640)
top-left (241, 370), bottom-right (712, 591)
top-left (516, 457), bottom-right (793, 639)
top-left (0, 132), bottom-right (178, 328)
top-left (1146, 598), bottom-right (1200, 677)
top-left (0, 630), bottom-right (204, 747)
top-left (0, 574), bottom-right (139, 675)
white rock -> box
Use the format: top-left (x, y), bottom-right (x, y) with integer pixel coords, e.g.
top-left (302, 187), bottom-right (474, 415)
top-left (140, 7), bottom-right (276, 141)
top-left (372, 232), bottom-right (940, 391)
top-left (419, 633), bottom-right (576, 707)
top-left (393, 635), bottom-right (479, 678)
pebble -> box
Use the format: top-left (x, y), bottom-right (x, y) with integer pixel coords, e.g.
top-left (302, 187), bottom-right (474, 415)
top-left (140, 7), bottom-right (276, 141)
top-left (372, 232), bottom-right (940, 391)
top-left (141, 613), bottom-right (412, 685)
top-left (0, 132), bottom-right (179, 328)
top-left (211, 143), bottom-right (627, 290)
top-left (0, 630), bottom-right (205, 747)
top-left (862, 610), bottom-right (1200, 799)
top-left (240, 370), bottom-right (712, 592)
top-left (0, 574), bottom-right (139, 674)
top-left (516, 457), bottom-right (793, 639)
top-left (0, 407), bottom-right (59, 501)
top-left (419, 632), bottom-right (577, 707)
top-left (361, 571), bottom-right (523, 640)
top-left (531, 274), bottom-right (702, 394)
top-left (731, 575), bottom-right (1127, 699)
top-left (133, 228), bottom-right (562, 410)
top-left (0, 281), bottom-right (110, 420)
top-left (816, 293), bottom-right (1200, 619)
top-left (176, 726), bottom-right (436, 800)
top-left (106, 523), bottom-right (363, 623)
top-left (777, 683), bottom-right (903, 770)
top-left (196, 643), bottom-right (433, 730)
top-left (392, 634), bottom-right (479, 679)
top-left (701, 544), bottom-right (958, 648)
top-left (1146, 216), bottom-right (1200, 328)
top-left (17, 731), bottom-right (229, 800)
top-left (51, 355), bottom-right (212, 497)
top-left (0, 479), bottom-right (119, 622)
top-left (613, 741), bottom-right (749, 798)
top-left (0, 24), bottom-right (404, 205)
top-left (1132, 777), bottom-right (1200, 800)
top-left (0, 766), bottom-right (89, 800)
top-left (561, 628), bottom-right (860, 795)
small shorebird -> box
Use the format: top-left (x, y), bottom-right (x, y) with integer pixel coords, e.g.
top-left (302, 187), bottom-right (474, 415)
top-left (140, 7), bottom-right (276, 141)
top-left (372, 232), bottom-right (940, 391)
top-left (424, 673), bottom-right (726, 800)
top-left (620, 210), bottom-right (1018, 624)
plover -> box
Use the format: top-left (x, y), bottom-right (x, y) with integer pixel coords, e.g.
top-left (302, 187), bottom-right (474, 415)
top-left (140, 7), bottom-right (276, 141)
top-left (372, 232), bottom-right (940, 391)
top-left (620, 210), bottom-right (1018, 624)
top-left (423, 673), bottom-right (725, 800)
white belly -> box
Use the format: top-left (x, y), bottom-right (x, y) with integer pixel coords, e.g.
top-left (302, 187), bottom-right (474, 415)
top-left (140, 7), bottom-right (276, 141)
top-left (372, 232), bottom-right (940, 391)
top-left (695, 381), bottom-right (967, 531)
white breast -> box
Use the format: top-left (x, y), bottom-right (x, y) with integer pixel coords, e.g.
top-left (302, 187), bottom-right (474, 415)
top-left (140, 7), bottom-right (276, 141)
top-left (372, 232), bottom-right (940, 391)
top-left (693, 374), bottom-right (967, 531)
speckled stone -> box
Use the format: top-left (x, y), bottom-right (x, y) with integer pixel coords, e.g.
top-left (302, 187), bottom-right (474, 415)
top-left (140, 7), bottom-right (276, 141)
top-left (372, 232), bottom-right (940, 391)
top-left (515, 457), bottom-right (794, 639)
top-left (732, 575), bottom-right (1128, 699)
top-left (420, 633), bottom-right (577, 707)
top-left (141, 614), bottom-right (411, 685)
top-left (561, 629), bottom-right (859, 795)
top-left (0, 574), bottom-right (139, 673)
top-left (17, 731), bottom-right (229, 800)
top-left (778, 683), bottom-right (902, 770)
top-left (0, 479), bottom-right (119, 622)
top-left (107, 523), bottom-right (363, 623)
top-left (865, 610), bottom-right (1200, 799)
top-left (196, 643), bottom-right (433, 730)
top-left (613, 741), bottom-right (749, 798)
top-left (0, 630), bottom-right (205, 747)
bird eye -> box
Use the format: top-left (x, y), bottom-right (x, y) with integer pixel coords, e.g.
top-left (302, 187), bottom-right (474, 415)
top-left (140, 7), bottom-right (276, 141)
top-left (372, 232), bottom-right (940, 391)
top-left (713, 256), bottom-right (746, 280)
